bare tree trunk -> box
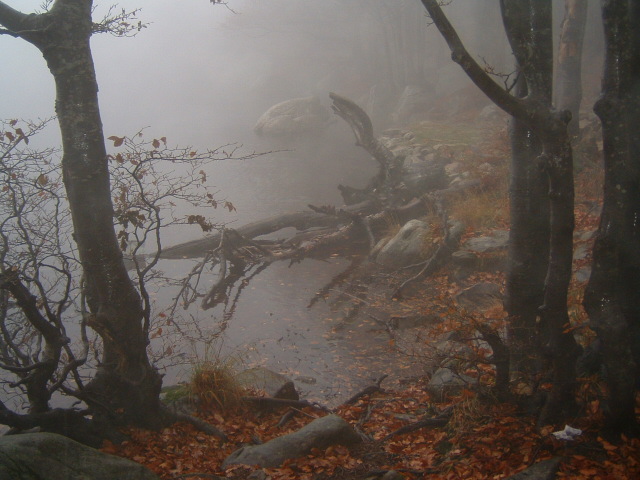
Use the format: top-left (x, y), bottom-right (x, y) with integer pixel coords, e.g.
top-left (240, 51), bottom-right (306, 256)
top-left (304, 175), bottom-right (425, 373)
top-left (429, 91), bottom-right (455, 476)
top-left (500, 3), bottom-right (550, 390)
top-left (421, 0), bottom-right (580, 423)
top-left (0, 0), bottom-right (165, 430)
top-left (583, 0), bottom-right (640, 435)
top-left (536, 125), bottom-right (581, 426)
top-left (501, 0), bottom-right (580, 425)
top-left (504, 91), bottom-right (549, 389)
top-left (556, 0), bottom-right (588, 139)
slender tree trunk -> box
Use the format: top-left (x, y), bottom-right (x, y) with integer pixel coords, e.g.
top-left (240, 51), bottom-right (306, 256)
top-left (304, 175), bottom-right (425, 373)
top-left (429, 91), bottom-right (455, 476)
top-left (583, 0), bottom-right (640, 435)
top-left (422, 0), bottom-right (580, 423)
top-left (556, 0), bottom-right (588, 139)
top-left (505, 94), bottom-right (549, 389)
top-left (500, 2), bottom-right (551, 389)
top-left (0, 0), bottom-right (165, 429)
top-left (537, 123), bottom-right (581, 425)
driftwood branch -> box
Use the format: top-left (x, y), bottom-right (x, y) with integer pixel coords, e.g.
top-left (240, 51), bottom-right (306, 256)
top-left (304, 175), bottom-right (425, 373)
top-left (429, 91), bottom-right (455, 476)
top-left (242, 396), bottom-right (331, 413)
top-left (329, 92), bottom-right (397, 169)
top-left (380, 414), bottom-right (451, 442)
top-left (159, 93), bottom-right (478, 313)
top-left (173, 411), bottom-right (228, 441)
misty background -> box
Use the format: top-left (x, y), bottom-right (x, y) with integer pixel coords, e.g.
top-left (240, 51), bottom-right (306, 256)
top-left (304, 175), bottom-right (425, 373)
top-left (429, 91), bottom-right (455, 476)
top-left (0, 0), bottom-right (605, 396)
top-left (0, 0), bottom-right (524, 243)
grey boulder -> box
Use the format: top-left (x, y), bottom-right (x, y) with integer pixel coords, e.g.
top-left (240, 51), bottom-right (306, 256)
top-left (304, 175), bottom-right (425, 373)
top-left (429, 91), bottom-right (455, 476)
top-left (0, 432), bottom-right (159, 480)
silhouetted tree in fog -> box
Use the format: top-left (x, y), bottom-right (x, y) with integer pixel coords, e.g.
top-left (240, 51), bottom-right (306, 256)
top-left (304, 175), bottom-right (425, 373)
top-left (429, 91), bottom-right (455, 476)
top-left (0, 0), bottom-right (170, 434)
top-left (501, 3), bottom-right (551, 396)
top-left (583, 0), bottom-right (640, 435)
top-left (556, 0), bottom-right (588, 139)
top-left (421, 0), bottom-right (581, 426)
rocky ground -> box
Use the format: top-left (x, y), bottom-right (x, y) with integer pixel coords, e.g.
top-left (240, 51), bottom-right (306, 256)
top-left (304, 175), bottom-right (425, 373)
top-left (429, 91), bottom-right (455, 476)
top-left (91, 117), bottom-right (640, 480)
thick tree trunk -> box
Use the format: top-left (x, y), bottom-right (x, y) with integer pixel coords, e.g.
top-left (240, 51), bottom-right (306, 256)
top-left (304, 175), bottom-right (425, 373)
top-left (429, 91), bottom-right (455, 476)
top-left (583, 0), bottom-right (640, 435)
top-left (505, 89), bottom-right (549, 388)
top-left (500, 2), bottom-right (552, 384)
top-left (537, 125), bottom-right (581, 426)
top-left (556, 0), bottom-right (588, 139)
top-left (0, 0), bottom-right (165, 429)
top-left (501, 0), bottom-right (580, 424)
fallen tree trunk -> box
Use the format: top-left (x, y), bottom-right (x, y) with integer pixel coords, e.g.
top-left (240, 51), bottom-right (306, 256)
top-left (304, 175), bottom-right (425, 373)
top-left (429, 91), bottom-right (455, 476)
top-left (160, 94), bottom-right (474, 312)
top-left (161, 210), bottom-right (341, 259)
top-left (222, 414), bottom-right (362, 468)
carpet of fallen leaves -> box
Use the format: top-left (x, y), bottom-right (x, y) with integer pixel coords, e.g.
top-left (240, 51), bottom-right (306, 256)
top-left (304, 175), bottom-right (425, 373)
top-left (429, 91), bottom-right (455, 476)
top-left (103, 124), bottom-right (640, 479)
top-left (103, 381), bottom-right (640, 480)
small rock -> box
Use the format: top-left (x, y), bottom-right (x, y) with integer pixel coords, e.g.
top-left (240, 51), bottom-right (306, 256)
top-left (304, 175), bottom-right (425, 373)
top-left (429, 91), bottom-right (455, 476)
top-left (423, 152), bottom-right (436, 163)
top-left (451, 250), bottom-right (478, 268)
top-left (376, 219), bottom-right (432, 268)
top-left (455, 282), bottom-right (503, 312)
top-left (477, 162), bottom-right (494, 176)
top-left (254, 96), bottom-right (332, 137)
top-left (381, 470), bottom-right (406, 480)
top-left (0, 433), bottom-right (160, 480)
top-left (296, 376), bottom-right (317, 385)
top-left (464, 230), bottom-right (509, 253)
top-left (427, 367), bottom-right (476, 400)
top-left (236, 367), bottom-right (299, 401)
top-left (248, 470), bottom-right (268, 480)
top-left (573, 243), bottom-right (590, 261)
top-left (575, 266), bottom-right (591, 283)
top-left (444, 161), bottom-right (462, 176)
top-left (576, 229), bottom-right (596, 241)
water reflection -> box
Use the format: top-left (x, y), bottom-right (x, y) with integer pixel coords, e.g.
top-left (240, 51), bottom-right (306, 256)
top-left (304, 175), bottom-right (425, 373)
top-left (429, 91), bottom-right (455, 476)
top-left (155, 253), bottom-right (420, 406)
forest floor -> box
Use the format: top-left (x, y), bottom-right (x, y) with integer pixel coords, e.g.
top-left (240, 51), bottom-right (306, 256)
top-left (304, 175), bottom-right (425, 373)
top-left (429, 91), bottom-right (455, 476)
top-left (103, 117), bottom-right (640, 479)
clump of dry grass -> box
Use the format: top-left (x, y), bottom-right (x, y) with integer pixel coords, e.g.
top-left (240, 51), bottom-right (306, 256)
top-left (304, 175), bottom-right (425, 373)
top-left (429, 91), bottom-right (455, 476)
top-left (449, 188), bottom-right (509, 231)
top-left (188, 357), bottom-right (245, 411)
top-left (448, 392), bottom-right (484, 434)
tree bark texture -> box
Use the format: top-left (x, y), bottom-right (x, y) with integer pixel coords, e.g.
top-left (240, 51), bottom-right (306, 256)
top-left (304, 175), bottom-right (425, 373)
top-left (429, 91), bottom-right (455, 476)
top-left (0, 0), bottom-right (164, 429)
top-left (504, 77), bottom-right (549, 385)
top-left (555, 0), bottom-right (588, 138)
top-left (536, 121), bottom-right (580, 426)
top-left (583, 0), bottom-right (640, 434)
top-left (500, 1), bottom-right (553, 385)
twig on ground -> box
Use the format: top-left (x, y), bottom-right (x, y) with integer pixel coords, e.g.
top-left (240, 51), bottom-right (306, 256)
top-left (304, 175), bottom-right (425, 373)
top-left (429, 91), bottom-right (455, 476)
top-left (242, 396), bottom-right (330, 412)
top-left (380, 411), bottom-right (452, 442)
top-left (342, 374), bottom-right (388, 406)
top-left (174, 412), bottom-right (228, 442)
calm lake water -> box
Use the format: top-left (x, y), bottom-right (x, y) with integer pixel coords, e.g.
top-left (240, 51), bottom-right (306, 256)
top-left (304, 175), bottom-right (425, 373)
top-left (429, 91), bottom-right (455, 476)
top-left (153, 134), bottom-right (422, 404)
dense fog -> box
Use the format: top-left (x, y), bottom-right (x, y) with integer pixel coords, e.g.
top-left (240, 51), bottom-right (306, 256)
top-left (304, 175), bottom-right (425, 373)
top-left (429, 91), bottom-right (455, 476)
top-left (1, 1), bottom-right (604, 240)
top-left (1, 1), bottom-right (519, 236)
top-left (0, 0), bottom-right (611, 406)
